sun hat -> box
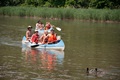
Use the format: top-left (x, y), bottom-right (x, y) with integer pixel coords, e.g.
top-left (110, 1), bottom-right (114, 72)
top-left (35, 29), bottom-right (38, 32)
top-left (28, 25), bottom-right (32, 28)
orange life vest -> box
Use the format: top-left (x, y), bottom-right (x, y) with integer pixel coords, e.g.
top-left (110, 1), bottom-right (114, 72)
top-left (48, 34), bottom-right (57, 42)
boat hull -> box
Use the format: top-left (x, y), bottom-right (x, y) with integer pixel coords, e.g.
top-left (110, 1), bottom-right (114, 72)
top-left (22, 36), bottom-right (65, 51)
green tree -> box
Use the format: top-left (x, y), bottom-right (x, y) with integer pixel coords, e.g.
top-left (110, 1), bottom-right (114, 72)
top-left (89, 0), bottom-right (119, 9)
top-left (0, 0), bottom-right (119, 9)
top-left (0, 0), bottom-right (8, 6)
top-left (109, 0), bottom-right (120, 8)
top-left (44, 0), bottom-right (65, 7)
top-left (0, 0), bottom-right (24, 6)
top-left (65, 0), bottom-right (90, 8)
top-left (65, 0), bottom-right (76, 8)
top-left (76, 0), bottom-right (90, 8)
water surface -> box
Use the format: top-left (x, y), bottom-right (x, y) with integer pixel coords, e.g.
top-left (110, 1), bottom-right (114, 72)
top-left (0, 16), bottom-right (120, 80)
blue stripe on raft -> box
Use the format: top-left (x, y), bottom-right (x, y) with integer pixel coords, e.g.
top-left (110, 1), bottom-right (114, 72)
top-left (22, 36), bottom-right (26, 41)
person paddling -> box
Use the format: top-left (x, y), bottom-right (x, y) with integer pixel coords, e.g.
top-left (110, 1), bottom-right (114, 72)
top-left (31, 30), bottom-right (39, 44)
top-left (48, 29), bottom-right (57, 43)
top-left (26, 25), bottom-right (32, 41)
top-left (45, 22), bottom-right (51, 30)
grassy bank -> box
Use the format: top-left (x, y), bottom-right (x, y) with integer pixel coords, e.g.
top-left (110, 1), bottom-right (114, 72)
top-left (0, 6), bottom-right (120, 21)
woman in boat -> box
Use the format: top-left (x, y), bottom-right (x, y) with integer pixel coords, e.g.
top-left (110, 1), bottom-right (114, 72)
top-left (45, 22), bottom-right (51, 30)
top-left (39, 22), bottom-right (44, 30)
top-left (39, 30), bottom-right (48, 44)
top-left (47, 29), bottom-right (57, 43)
top-left (35, 20), bottom-right (41, 30)
top-left (26, 25), bottom-right (32, 41)
top-left (31, 30), bottom-right (39, 44)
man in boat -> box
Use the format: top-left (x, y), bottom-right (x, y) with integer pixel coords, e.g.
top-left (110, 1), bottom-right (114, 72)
top-left (26, 25), bottom-right (32, 41)
top-left (47, 29), bottom-right (57, 43)
top-left (31, 30), bottom-right (39, 44)
top-left (39, 30), bottom-right (48, 44)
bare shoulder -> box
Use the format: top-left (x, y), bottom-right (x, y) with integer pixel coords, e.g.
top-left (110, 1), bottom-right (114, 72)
top-left (26, 30), bottom-right (29, 33)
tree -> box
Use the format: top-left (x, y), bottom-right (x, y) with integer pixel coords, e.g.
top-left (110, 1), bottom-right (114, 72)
top-left (44, 0), bottom-right (65, 7)
top-left (0, 0), bottom-right (119, 9)
top-left (65, 0), bottom-right (76, 8)
top-left (76, 0), bottom-right (90, 8)
top-left (0, 0), bottom-right (24, 6)
top-left (89, 0), bottom-right (119, 9)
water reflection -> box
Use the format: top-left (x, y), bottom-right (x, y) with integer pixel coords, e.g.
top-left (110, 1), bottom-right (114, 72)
top-left (22, 44), bottom-right (64, 71)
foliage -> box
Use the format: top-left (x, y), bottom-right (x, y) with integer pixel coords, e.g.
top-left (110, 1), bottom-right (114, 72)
top-left (0, 7), bottom-right (120, 21)
top-left (0, 0), bottom-right (119, 9)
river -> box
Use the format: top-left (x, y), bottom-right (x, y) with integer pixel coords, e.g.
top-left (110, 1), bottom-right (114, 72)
top-left (0, 16), bottom-right (120, 80)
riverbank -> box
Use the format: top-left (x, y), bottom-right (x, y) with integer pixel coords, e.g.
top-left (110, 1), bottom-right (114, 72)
top-left (0, 6), bottom-right (120, 22)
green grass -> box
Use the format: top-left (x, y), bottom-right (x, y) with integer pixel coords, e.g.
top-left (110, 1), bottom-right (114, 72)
top-left (0, 6), bottom-right (120, 21)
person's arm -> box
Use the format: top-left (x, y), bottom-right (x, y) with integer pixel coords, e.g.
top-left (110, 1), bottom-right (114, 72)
top-left (42, 35), bottom-right (49, 44)
top-left (55, 33), bottom-right (57, 37)
top-left (26, 31), bottom-right (29, 40)
top-left (36, 23), bottom-right (39, 30)
top-left (52, 33), bottom-right (57, 43)
top-left (54, 33), bottom-right (57, 41)
top-left (39, 35), bottom-right (43, 43)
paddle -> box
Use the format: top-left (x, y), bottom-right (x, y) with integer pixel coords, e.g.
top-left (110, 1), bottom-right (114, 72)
top-left (51, 25), bottom-right (61, 31)
top-left (31, 43), bottom-right (39, 48)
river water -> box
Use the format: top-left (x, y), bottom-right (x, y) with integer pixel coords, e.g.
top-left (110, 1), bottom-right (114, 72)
top-left (0, 16), bottom-right (120, 80)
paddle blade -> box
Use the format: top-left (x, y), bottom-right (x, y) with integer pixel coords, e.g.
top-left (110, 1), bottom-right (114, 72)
top-left (51, 25), bottom-right (61, 31)
top-left (56, 27), bottom-right (61, 31)
top-left (31, 44), bottom-right (39, 47)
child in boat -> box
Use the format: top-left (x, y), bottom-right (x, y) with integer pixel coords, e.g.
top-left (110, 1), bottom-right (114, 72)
top-left (26, 25), bottom-right (32, 41)
top-left (31, 30), bottom-right (39, 44)
top-left (40, 29), bottom-right (57, 44)
top-left (39, 30), bottom-right (48, 44)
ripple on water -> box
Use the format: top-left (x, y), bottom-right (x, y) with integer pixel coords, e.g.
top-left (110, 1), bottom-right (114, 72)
top-left (1, 41), bottom-right (22, 47)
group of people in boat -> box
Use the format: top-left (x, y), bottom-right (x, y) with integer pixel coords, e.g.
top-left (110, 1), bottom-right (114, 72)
top-left (26, 20), bottom-right (57, 44)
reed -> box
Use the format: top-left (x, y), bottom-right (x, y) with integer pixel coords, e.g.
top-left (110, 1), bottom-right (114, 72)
top-left (0, 6), bottom-right (119, 21)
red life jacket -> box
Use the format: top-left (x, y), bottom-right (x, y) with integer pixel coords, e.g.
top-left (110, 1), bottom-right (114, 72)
top-left (31, 34), bottom-right (39, 43)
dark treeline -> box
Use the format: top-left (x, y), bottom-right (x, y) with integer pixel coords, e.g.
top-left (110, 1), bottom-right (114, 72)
top-left (0, 0), bottom-right (120, 9)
